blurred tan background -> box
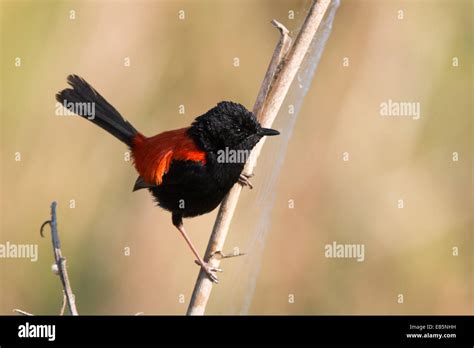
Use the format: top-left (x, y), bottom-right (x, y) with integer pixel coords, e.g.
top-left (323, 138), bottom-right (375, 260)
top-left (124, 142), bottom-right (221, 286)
top-left (1, 0), bottom-right (472, 315)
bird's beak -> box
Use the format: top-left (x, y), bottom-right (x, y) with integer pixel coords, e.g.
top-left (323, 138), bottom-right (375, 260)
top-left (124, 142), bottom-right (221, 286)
top-left (260, 128), bottom-right (280, 136)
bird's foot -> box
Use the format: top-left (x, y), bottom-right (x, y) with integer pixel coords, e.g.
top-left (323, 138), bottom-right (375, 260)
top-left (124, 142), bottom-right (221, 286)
top-left (238, 173), bottom-right (254, 189)
top-left (194, 260), bottom-right (222, 284)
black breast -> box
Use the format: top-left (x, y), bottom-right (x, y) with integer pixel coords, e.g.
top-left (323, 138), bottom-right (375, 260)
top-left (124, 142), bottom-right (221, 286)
top-left (149, 158), bottom-right (244, 218)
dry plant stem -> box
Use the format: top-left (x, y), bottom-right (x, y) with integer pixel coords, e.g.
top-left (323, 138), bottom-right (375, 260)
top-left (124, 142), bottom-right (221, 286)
top-left (187, 0), bottom-right (332, 316)
top-left (60, 293), bottom-right (67, 316)
top-left (40, 201), bottom-right (79, 316)
top-left (13, 309), bottom-right (34, 316)
top-left (186, 21), bottom-right (291, 315)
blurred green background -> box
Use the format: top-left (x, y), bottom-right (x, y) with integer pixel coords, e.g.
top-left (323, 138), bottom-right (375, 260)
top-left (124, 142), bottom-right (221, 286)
top-left (1, 0), bottom-right (472, 315)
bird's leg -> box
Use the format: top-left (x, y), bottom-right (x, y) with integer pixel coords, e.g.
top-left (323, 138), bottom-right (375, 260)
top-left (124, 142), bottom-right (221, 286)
top-left (172, 214), bottom-right (221, 284)
top-left (238, 173), bottom-right (254, 189)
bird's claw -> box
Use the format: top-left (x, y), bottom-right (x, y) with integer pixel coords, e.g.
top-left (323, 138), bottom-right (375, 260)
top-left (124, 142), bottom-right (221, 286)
top-left (194, 260), bottom-right (222, 283)
top-left (192, 249), bottom-right (245, 283)
top-left (238, 173), bottom-right (254, 189)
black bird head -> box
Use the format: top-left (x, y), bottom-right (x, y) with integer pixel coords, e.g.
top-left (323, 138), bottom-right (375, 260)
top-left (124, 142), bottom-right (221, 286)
top-left (188, 101), bottom-right (279, 152)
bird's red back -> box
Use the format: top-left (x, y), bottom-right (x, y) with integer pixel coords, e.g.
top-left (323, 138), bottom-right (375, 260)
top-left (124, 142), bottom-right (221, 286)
top-left (132, 127), bottom-right (207, 185)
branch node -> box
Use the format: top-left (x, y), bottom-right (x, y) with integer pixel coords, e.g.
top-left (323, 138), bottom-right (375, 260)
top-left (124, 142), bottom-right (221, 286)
top-left (271, 19), bottom-right (289, 35)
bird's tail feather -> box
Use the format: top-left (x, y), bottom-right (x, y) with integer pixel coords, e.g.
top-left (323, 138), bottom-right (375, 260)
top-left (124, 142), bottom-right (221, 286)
top-left (56, 75), bottom-right (139, 146)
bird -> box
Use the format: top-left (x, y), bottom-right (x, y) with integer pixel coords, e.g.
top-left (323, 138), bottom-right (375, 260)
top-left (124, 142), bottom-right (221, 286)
top-left (56, 75), bottom-right (279, 283)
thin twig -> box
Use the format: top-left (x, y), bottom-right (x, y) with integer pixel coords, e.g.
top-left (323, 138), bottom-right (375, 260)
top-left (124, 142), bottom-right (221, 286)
top-left (13, 309), bottom-right (34, 316)
top-left (252, 20), bottom-right (292, 118)
top-left (59, 292), bottom-right (67, 315)
top-left (40, 201), bottom-right (79, 315)
top-left (187, 0), bottom-right (333, 315)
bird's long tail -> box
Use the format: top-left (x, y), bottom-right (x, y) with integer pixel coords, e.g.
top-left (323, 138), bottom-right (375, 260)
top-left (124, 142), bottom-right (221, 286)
top-left (56, 75), bottom-right (139, 147)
